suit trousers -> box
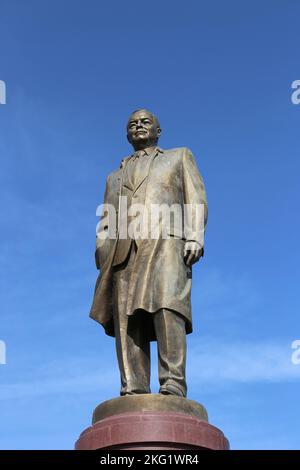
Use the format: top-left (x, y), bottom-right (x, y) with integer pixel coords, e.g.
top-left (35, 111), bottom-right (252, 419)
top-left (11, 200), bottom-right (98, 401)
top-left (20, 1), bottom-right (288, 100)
top-left (112, 241), bottom-right (187, 397)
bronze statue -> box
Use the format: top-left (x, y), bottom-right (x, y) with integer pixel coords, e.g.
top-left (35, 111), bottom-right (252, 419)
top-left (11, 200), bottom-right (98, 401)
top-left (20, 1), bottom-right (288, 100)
top-left (90, 109), bottom-right (208, 397)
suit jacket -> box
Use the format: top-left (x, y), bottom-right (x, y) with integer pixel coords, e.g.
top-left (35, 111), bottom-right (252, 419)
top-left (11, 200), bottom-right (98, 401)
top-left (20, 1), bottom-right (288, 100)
top-left (90, 146), bottom-right (208, 340)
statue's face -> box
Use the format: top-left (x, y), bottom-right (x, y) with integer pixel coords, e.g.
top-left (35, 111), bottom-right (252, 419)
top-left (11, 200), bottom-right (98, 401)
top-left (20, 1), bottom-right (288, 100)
top-left (127, 110), bottom-right (161, 150)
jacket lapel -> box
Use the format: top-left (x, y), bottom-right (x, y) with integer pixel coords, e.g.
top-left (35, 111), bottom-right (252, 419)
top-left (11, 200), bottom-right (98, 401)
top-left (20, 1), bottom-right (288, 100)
top-left (118, 146), bottom-right (162, 199)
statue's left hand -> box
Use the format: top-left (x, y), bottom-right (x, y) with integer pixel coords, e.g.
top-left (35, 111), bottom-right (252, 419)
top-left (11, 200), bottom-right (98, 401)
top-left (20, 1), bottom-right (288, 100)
top-left (184, 241), bottom-right (203, 266)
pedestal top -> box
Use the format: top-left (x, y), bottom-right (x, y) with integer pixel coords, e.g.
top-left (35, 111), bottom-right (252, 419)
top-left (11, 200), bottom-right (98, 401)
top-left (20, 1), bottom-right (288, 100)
top-left (92, 394), bottom-right (208, 425)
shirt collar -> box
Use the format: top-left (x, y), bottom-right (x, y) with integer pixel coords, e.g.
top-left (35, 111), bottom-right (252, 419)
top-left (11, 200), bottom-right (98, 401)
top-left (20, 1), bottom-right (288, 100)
top-left (120, 146), bottom-right (163, 168)
top-left (135, 145), bottom-right (163, 156)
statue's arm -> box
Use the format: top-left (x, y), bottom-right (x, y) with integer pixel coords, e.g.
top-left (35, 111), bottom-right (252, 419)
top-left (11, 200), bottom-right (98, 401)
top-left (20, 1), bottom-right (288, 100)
top-left (95, 175), bottom-right (110, 270)
top-left (182, 148), bottom-right (208, 265)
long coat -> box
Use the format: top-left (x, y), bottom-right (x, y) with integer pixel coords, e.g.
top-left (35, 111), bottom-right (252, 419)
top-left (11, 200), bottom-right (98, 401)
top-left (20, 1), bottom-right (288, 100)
top-left (90, 146), bottom-right (208, 341)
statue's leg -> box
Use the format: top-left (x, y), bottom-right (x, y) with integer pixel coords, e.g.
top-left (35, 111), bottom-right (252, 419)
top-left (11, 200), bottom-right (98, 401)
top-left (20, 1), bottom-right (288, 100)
top-left (112, 243), bottom-right (151, 395)
top-left (153, 308), bottom-right (187, 397)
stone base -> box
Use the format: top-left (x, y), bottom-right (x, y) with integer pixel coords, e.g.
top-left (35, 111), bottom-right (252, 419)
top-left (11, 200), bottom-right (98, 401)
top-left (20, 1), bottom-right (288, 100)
top-left (75, 395), bottom-right (229, 450)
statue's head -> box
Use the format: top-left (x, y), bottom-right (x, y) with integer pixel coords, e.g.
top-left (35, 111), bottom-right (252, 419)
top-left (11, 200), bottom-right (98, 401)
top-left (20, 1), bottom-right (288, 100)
top-left (127, 109), bottom-right (161, 151)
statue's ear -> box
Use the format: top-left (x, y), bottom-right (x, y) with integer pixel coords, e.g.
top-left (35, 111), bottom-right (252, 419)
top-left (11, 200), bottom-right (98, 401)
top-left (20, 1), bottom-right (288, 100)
top-left (157, 127), bottom-right (162, 138)
top-left (127, 133), bottom-right (132, 144)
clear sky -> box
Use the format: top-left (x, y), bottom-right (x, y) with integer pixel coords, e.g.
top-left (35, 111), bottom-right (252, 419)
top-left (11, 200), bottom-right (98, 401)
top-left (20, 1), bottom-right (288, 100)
top-left (0, 0), bottom-right (299, 450)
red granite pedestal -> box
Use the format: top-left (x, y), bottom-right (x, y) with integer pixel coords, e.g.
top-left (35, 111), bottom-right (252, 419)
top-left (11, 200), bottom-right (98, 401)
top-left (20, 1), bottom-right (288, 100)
top-left (75, 395), bottom-right (229, 450)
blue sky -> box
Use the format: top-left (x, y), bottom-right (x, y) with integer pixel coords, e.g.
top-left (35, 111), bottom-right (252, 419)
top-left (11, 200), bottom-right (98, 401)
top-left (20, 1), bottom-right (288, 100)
top-left (0, 0), bottom-right (299, 449)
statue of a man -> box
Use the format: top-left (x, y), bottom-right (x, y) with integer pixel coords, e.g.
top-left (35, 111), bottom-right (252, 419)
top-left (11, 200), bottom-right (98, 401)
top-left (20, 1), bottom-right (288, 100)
top-left (90, 109), bottom-right (208, 397)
